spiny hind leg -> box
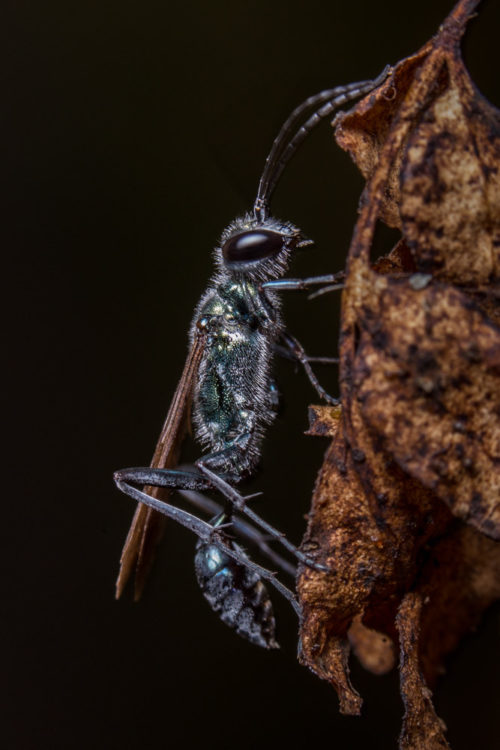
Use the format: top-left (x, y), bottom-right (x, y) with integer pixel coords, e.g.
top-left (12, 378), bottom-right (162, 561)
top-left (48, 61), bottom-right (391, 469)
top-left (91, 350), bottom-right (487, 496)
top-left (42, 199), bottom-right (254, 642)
top-left (195, 461), bottom-right (330, 573)
top-left (115, 460), bottom-right (331, 574)
top-left (114, 470), bottom-right (299, 612)
top-left (115, 465), bottom-right (293, 577)
top-left (115, 466), bottom-right (211, 493)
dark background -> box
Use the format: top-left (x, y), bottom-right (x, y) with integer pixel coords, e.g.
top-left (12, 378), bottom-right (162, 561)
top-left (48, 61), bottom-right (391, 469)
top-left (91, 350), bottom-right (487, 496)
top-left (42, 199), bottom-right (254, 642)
top-left (4, 1), bottom-right (500, 748)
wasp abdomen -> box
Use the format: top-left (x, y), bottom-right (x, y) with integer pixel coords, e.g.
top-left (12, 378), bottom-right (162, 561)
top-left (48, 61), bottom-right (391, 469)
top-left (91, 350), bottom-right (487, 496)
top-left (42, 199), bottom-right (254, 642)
top-left (194, 530), bottom-right (279, 649)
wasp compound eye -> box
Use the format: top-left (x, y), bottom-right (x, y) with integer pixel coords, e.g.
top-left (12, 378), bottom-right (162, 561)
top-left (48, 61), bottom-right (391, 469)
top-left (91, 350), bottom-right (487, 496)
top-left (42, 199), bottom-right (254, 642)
top-left (222, 230), bottom-right (285, 264)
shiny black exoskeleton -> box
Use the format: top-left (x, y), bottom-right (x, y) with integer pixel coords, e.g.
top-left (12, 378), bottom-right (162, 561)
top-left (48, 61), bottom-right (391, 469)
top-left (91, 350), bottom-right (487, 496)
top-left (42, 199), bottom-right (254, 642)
top-left (194, 514), bottom-right (278, 649)
top-left (191, 216), bottom-right (303, 482)
top-left (115, 67), bottom-right (389, 647)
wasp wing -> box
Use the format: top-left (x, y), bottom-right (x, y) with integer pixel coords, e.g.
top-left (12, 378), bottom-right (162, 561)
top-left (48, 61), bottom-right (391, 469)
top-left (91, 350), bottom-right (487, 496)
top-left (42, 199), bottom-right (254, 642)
top-left (115, 334), bottom-right (205, 600)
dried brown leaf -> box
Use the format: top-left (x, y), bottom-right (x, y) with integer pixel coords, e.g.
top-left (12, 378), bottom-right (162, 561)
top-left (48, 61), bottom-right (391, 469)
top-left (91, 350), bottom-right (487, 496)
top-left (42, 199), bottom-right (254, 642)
top-left (298, 409), bottom-right (452, 710)
top-left (354, 279), bottom-right (500, 539)
top-left (336, 45), bottom-right (431, 229)
top-left (348, 615), bottom-right (397, 677)
top-left (397, 593), bottom-right (450, 750)
top-left (298, 1), bottom-right (500, 747)
top-left (400, 66), bottom-right (500, 285)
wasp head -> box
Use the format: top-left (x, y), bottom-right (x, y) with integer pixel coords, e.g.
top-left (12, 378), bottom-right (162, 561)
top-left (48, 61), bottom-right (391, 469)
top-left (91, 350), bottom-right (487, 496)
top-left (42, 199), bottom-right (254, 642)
top-left (215, 213), bottom-right (312, 282)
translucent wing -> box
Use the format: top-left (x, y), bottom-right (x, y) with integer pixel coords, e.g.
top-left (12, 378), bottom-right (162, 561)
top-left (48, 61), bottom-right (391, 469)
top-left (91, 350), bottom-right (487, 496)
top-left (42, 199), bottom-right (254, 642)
top-left (115, 334), bottom-right (205, 600)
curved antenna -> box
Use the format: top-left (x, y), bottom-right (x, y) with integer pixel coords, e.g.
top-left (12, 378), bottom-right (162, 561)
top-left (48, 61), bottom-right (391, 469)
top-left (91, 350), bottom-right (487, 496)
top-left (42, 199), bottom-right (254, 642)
top-left (253, 66), bottom-right (390, 221)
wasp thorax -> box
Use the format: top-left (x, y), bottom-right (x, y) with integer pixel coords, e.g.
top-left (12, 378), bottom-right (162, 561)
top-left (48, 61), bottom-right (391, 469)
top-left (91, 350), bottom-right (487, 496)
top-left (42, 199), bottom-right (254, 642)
top-left (222, 229), bottom-right (285, 265)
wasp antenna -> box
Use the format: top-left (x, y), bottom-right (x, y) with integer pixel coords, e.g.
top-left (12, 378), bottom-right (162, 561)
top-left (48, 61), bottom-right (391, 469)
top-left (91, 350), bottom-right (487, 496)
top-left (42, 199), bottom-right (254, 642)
top-left (253, 66), bottom-right (390, 218)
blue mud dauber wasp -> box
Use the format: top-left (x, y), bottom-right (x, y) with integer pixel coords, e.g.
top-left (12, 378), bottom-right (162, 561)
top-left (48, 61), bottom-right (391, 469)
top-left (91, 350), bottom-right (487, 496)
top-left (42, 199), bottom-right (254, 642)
top-left (114, 67), bottom-right (388, 648)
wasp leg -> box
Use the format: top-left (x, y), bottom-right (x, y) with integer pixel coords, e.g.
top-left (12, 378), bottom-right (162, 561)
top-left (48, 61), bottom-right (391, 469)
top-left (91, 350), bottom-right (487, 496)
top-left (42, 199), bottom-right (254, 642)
top-left (196, 462), bottom-right (330, 574)
top-left (261, 270), bottom-right (345, 292)
top-left (177, 489), bottom-right (296, 577)
top-left (114, 473), bottom-right (299, 613)
top-left (279, 331), bottom-right (339, 405)
top-left (115, 467), bottom-right (296, 577)
top-left (115, 466), bottom-right (209, 492)
top-left (307, 284), bottom-right (345, 300)
top-left (274, 343), bottom-right (338, 366)
top-left (116, 464), bottom-right (330, 574)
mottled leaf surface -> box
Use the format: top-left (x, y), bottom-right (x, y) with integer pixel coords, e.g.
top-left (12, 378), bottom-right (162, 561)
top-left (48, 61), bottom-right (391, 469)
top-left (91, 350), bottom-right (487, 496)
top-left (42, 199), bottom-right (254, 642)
top-left (298, 2), bottom-right (500, 748)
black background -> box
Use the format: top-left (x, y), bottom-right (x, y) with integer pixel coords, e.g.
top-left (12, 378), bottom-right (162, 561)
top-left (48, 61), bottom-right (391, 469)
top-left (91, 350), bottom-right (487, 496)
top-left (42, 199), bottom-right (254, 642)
top-left (4, 1), bottom-right (500, 748)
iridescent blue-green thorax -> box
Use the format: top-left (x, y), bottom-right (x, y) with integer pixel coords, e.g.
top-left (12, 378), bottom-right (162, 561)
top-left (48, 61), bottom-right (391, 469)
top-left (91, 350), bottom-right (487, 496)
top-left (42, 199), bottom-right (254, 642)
top-left (190, 271), bottom-right (283, 480)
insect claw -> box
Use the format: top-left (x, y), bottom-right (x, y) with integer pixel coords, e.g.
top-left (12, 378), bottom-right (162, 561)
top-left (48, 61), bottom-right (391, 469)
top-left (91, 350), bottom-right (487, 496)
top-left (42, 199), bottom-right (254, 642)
top-left (313, 562), bottom-right (331, 573)
top-left (324, 393), bottom-right (340, 406)
top-left (307, 283), bottom-right (345, 300)
top-left (300, 556), bottom-right (331, 573)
